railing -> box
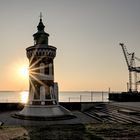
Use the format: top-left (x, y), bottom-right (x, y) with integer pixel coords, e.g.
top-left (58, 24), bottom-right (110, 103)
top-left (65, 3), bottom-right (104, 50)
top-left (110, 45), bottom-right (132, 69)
top-left (64, 92), bottom-right (109, 103)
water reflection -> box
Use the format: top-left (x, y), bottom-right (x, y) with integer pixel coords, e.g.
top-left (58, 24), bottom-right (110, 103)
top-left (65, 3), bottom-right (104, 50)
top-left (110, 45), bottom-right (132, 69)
top-left (20, 91), bottom-right (29, 103)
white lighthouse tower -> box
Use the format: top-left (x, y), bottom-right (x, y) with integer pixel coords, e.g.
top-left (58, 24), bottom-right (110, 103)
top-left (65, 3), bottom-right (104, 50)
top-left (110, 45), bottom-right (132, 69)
top-left (15, 14), bottom-right (75, 120)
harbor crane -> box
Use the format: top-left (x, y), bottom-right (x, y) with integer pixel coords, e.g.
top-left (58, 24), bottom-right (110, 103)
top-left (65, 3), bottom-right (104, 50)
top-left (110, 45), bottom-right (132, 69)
top-left (119, 43), bottom-right (140, 93)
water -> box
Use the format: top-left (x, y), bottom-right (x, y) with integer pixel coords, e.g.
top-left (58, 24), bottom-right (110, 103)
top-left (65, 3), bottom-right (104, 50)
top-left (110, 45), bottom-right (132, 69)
top-left (0, 91), bottom-right (109, 103)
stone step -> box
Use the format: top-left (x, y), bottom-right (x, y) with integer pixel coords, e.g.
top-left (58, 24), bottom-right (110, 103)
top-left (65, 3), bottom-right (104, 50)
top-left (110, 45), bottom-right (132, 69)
top-left (118, 109), bottom-right (139, 115)
top-left (94, 112), bottom-right (109, 118)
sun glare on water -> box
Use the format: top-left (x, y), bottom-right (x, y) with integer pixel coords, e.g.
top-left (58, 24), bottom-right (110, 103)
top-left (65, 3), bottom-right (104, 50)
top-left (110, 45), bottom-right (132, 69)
top-left (20, 91), bottom-right (29, 103)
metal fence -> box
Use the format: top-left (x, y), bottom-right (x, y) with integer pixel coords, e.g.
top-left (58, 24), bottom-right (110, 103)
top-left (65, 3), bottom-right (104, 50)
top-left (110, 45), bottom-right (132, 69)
top-left (66, 92), bottom-right (109, 102)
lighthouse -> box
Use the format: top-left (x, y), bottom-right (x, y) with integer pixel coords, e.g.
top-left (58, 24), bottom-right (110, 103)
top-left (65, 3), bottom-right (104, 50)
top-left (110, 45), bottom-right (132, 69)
top-left (27, 14), bottom-right (58, 106)
top-left (15, 14), bottom-right (75, 120)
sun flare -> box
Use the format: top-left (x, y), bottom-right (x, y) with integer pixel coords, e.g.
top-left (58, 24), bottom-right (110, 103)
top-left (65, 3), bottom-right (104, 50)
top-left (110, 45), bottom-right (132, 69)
top-left (19, 66), bottom-right (29, 78)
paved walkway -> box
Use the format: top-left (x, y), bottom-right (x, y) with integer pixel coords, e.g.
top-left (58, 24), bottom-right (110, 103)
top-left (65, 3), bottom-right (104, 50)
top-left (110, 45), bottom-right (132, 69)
top-left (1, 102), bottom-right (140, 126)
top-left (0, 110), bottom-right (97, 126)
top-left (110, 102), bottom-right (140, 111)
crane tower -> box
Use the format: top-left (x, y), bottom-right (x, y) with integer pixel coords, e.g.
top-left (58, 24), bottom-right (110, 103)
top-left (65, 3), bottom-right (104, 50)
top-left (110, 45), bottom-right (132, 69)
top-left (119, 43), bottom-right (140, 93)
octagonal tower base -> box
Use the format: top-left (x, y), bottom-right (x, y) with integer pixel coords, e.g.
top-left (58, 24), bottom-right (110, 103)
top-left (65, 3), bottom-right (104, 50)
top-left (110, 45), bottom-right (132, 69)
top-left (14, 104), bottom-right (75, 120)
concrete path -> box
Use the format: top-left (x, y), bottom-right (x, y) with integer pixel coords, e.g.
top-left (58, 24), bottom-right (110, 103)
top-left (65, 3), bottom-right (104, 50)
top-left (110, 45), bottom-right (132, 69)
top-left (110, 102), bottom-right (140, 111)
top-left (0, 110), bottom-right (97, 126)
top-left (1, 102), bottom-right (140, 126)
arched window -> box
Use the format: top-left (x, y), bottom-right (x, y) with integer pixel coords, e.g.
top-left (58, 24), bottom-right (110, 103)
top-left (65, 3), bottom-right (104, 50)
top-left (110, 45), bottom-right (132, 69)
top-left (49, 63), bottom-right (53, 75)
top-left (40, 63), bottom-right (45, 74)
top-left (45, 65), bottom-right (49, 75)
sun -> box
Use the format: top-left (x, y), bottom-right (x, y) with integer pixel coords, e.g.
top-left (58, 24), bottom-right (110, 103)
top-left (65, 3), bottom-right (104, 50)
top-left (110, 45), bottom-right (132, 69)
top-left (19, 66), bottom-right (29, 78)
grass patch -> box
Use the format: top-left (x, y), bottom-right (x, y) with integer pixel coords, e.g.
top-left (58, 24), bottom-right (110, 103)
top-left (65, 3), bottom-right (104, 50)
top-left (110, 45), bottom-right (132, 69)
top-left (86, 123), bottom-right (140, 140)
top-left (24, 124), bottom-right (103, 140)
top-left (1, 123), bottom-right (140, 140)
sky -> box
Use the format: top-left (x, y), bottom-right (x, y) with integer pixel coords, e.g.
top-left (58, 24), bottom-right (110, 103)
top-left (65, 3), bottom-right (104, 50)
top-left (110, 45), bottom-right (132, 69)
top-left (0, 0), bottom-right (140, 91)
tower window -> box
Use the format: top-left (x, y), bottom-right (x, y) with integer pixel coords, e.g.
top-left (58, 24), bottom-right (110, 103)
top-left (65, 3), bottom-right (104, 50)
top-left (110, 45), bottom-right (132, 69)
top-left (40, 63), bottom-right (45, 74)
top-left (45, 65), bottom-right (49, 75)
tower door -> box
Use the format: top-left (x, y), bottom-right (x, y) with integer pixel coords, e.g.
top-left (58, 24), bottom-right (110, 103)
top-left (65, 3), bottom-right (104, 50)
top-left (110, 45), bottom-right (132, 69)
top-left (40, 86), bottom-right (45, 101)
